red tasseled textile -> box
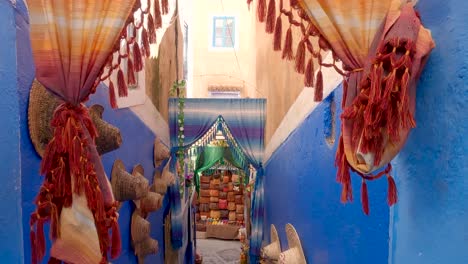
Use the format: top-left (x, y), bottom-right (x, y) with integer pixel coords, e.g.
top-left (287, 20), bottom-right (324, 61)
top-left (334, 5), bottom-right (433, 214)
top-left (30, 104), bottom-right (121, 263)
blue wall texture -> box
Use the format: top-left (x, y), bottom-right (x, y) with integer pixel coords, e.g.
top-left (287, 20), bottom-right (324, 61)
top-left (5, 0), bottom-right (169, 263)
top-left (264, 87), bottom-right (390, 264)
top-left (389, 0), bottom-right (468, 263)
top-left (0, 0), bottom-right (26, 262)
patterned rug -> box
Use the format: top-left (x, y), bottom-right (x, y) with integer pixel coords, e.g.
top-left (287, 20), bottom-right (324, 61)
top-left (197, 239), bottom-right (241, 264)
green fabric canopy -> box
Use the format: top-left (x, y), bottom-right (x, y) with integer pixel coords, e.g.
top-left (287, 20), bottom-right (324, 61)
top-left (194, 146), bottom-right (244, 193)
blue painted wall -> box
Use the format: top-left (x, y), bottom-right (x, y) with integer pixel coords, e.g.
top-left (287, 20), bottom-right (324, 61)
top-left (0, 0), bottom-right (26, 262)
top-left (390, 0), bottom-right (468, 263)
top-left (8, 0), bottom-right (169, 262)
top-left (264, 87), bottom-right (390, 264)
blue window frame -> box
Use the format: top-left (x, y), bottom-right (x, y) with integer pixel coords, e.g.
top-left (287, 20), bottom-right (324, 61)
top-left (212, 16), bottom-right (235, 48)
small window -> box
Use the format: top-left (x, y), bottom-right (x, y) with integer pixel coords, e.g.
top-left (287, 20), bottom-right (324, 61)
top-left (212, 17), bottom-right (235, 48)
top-left (209, 91), bottom-right (241, 98)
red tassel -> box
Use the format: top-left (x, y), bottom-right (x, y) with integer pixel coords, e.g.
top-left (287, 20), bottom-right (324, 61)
top-left (147, 14), bottom-right (157, 44)
top-left (154, 0), bottom-right (162, 29)
top-left (162, 0), bottom-right (169, 14)
top-left (142, 29), bottom-right (151, 58)
top-left (110, 219), bottom-right (122, 259)
top-left (361, 180), bottom-right (370, 215)
top-left (117, 69), bottom-right (128, 97)
top-left (133, 42), bottom-right (143, 71)
top-left (387, 175), bottom-right (398, 206)
top-left (314, 70), bottom-right (323, 101)
top-left (273, 16), bottom-right (282, 51)
top-left (304, 58), bottom-right (314, 87)
top-left (36, 220), bottom-right (45, 262)
top-left (127, 58), bottom-right (137, 85)
top-left (257, 0), bottom-right (267, 22)
top-left (282, 27), bottom-right (294, 60)
top-left (295, 40), bottom-right (306, 74)
top-left (109, 81), bottom-right (118, 109)
top-left (290, 0), bottom-right (298, 7)
top-left (265, 0), bottom-right (276, 33)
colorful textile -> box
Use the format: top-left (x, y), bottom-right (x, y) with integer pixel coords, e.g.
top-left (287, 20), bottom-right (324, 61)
top-left (27, 1), bottom-right (137, 263)
top-left (251, 0), bottom-right (434, 217)
top-left (168, 98), bottom-right (266, 249)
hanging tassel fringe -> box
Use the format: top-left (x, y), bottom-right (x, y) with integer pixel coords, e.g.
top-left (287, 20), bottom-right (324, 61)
top-left (117, 69), bottom-right (128, 97)
top-left (147, 14), bottom-right (157, 44)
top-left (162, 0), bottom-right (169, 14)
top-left (273, 16), bottom-right (282, 51)
top-left (361, 180), bottom-right (369, 215)
top-left (265, 0), bottom-right (276, 33)
top-left (295, 40), bottom-right (306, 74)
top-left (109, 81), bottom-right (118, 109)
top-left (387, 175), bottom-right (398, 206)
top-left (133, 42), bottom-right (143, 72)
top-left (142, 29), bottom-right (151, 58)
top-left (304, 58), bottom-right (314, 87)
top-left (110, 218), bottom-right (122, 259)
top-left (257, 0), bottom-right (267, 22)
top-left (314, 70), bottom-right (323, 101)
top-left (282, 27), bottom-right (294, 60)
top-left (154, 0), bottom-right (162, 29)
top-left (127, 58), bottom-right (137, 86)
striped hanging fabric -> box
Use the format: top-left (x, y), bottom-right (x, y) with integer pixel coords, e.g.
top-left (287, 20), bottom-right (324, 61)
top-left (249, 0), bottom-right (434, 216)
top-left (27, 0), bottom-right (164, 263)
top-left (99, 0), bottom-right (168, 108)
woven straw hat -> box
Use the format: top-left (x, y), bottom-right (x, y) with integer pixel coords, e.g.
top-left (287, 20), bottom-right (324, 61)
top-left (28, 79), bottom-right (122, 157)
top-left (135, 237), bottom-right (159, 263)
top-left (131, 210), bottom-right (151, 245)
top-left (262, 224), bottom-right (281, 261)
top-left (278, 224), bottom-right (306, 264)
top-left (154, 138), bottom-right (170, 167)
top-left (111, 160), bottom-right (149, 201)
top-left (139, 192), bottom-right (163, 215)
top-left (88, 104), bottom-right (122, 155)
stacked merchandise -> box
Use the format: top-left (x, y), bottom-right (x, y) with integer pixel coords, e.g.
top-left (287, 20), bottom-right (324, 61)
top-left (196, 170), bottom-right (245, 234)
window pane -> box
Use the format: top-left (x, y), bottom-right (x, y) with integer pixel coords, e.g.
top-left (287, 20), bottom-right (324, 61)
top-left (215, 18), bottom-right (224, 28)
top-left (215, 27), bottom-right (224, 38)
top-left (224, 37), bottom-right (233, 47)
top-left (214, 37), bottom-right (224, 47)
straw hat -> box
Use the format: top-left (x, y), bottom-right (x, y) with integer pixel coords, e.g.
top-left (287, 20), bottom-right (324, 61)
top-left (88, 104), bottom-right (122, 155)
top-left (28, 79), bottom-right (122, 157)
top-left (278, 224), bottom-right (306, 264)
top-left (154, 138), bottom-right (170, 167)
top-left (138, 192), bottom-right (163, 216)
top-left (131, 209), bottom-right (151, 245)
top-left (262, 224), bottom-right (281, 262)
top-left (111, 160), bottom-right (149, 201)
top-left (135, 237), bottom-right (159, 264)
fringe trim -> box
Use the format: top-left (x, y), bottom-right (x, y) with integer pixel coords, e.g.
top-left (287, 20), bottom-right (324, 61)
top-left (30, 104), bottom-right (121, 263)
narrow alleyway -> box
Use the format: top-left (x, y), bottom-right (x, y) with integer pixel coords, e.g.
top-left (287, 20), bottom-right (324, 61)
top-left (197, 239), bottom-right (241, 264)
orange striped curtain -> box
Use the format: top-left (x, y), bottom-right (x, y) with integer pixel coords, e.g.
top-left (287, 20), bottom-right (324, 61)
top-left (27, 1), bottom-right (135, 263)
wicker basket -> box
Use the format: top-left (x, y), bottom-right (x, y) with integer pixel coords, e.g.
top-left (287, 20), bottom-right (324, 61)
top-left (209, 189), bottom-right (219, 197)
top-left (218, 199), bottom-right (228, 209)
top-left (229, 211), bottom-right (236, 221)
top-left (228, 202), bottom-right (236, 211)
top-left (227, 192), bottom-right (235, 202)
top-left (200, 176), bottom-right (211, 183)
top-left (236, 204), bottom-right (244, 214)
top-left (199, 203), bottom-right (210, 212)
top-left (209, 203), bottom-right (219, 210)
top-left (222, 176), bottom-right (230, 184)
top-left (209, 196), bottom-right (219, 203)
top-left (220, 210), bottom-right (229, 219)
top-left (211, 178), bottom-right (221, 185)
top-left (219, 192), bottom-right (227, 199)
top-left (235, 195), bottom-right (243, 204)
top-left (227, 182), bottom-right (234, 191)
top-left (200, 189), bottom-right (211, 197)
top-left (200, 183), bottom-right (210, 190)
top-left (199, 197), bottom-right (210, 204)
top-left (236, 214), bottom-right (244, 221)
top-left (209, 182), bottom-right (220, 189)
top-left (210, 210), bottom-right (221, 219)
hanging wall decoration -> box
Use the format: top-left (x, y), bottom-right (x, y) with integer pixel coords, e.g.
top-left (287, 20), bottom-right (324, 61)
top-left (27, 0), bottom-right (168, 262)
top-left (28, 80), bottom-right (122, 157)
top-left (249, 0), bottom-right (435, 215)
